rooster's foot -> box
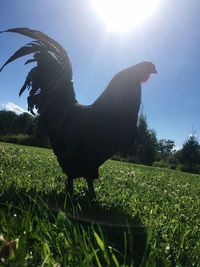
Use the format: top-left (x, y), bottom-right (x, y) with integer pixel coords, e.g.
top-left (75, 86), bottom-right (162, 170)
top-left (86, 178), bottom-right (96, 200)
top-left (65, 177), bottom-right (74, 198)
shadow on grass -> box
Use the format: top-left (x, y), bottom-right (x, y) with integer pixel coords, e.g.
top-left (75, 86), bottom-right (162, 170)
top-left (1, 188), bottom-right (147, 267)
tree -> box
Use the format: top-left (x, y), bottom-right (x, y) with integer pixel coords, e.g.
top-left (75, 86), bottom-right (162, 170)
top-left (135, 113), bottom-right (158, 165)
top-left (180, 135), bottom-right (200, 173)
top-left (0, 110), bottom-right (50, 148)
top-left (0, 110), bottom-right (35, 135)
top-left (0, 110), bottom-right (17, 135)
top-left (121, 113), bottom-right (158, 165)
top-left (157, 139), bottom-right (175, 159)
top-left (32, 116), bottom-right (50, 148)
top-left (15, 113), bottom-right (35, 135)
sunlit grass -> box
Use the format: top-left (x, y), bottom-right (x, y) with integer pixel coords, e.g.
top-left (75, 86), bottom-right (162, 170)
top-left (0, 142), bottom-right (200, 266)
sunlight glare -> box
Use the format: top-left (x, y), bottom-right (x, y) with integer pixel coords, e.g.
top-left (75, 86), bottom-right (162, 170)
top-left (91, 0), bottom-right (159, 32)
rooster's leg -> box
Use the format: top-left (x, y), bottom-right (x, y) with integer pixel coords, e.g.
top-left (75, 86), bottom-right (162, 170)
top-left (65, 177), bottom-right (73, 196)
top-left (86, 178), bottom-right (96, 199)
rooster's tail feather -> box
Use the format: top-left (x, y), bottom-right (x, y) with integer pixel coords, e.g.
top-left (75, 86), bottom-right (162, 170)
top-left (0, 28), bottom-right (75, 115)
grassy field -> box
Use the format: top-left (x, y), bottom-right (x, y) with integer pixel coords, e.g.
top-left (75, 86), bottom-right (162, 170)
top-left (0, 142), bottom-right (200, 266)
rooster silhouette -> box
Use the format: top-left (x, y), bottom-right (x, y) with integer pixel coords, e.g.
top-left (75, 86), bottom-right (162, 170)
top-left (0, 28), bottom-right (157, 198)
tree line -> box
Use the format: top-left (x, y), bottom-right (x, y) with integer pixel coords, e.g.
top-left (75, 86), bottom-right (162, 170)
top-left (0, 110), bottom-right (49, 148)
top-left (115, 113), bottom-right (200, 174)
top-left (0, 110), bottom-right (200, 174)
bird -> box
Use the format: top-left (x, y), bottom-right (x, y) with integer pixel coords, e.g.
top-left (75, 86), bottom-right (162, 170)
top-left (0, 28), bottom-right (157, 198)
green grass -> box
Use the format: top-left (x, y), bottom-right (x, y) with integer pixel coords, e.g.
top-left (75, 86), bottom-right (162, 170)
top-left (0, 142), bottom-right (200, 266)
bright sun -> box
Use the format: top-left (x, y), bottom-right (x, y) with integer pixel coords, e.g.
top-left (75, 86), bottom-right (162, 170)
top-left (91, 0), bottom-right (159, 32)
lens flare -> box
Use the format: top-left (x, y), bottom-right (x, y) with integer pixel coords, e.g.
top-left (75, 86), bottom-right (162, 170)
top-left (91, 0), bottom-right (160, 32)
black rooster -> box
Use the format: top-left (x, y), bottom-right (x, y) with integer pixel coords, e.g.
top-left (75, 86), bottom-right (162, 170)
top-left (0, 28), bottom-right (156, 197)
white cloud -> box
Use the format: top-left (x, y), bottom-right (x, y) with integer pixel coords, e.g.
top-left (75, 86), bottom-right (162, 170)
top-left (1, 102), bottom-right (29, 115)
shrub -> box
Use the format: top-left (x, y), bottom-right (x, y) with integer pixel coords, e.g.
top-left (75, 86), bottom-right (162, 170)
top-left (0, 134), bottom-right (30, 145)
top-left (180, 163), bottom-right (200, 174)
top-left (152, 160), bottom-right (169, 169)
top-left (0, 134), bottom-right (50, 148)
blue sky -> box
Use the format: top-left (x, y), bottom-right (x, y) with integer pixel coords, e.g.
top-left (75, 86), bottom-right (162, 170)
top-left (0, 0), bottom-right (199, 148)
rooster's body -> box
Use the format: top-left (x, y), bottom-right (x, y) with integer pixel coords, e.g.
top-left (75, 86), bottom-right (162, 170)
top-left (0, 28), bottom-right (156, 197)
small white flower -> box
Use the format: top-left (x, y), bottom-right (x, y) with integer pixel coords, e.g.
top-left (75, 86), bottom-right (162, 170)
top-left (165, 244), bottom-right (170, 253)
